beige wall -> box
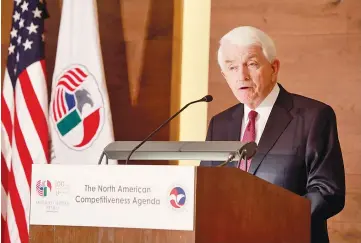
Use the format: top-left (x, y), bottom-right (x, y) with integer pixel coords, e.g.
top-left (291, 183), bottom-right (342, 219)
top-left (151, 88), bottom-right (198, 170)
top-left (174, 0), bottom-right (211, 165)
top-left (177, 0), bottom-right (210, 142)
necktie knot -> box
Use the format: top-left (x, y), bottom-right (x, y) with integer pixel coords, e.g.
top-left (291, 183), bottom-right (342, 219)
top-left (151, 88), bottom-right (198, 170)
top-left (248, 110), bottom-right (258, 121)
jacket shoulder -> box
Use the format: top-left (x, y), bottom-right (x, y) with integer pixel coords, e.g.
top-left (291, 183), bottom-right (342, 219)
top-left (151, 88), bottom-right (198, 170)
top-left (210, 103), bottom-right (242, 121)
top-left (291, 93), bottom-right (332, 110)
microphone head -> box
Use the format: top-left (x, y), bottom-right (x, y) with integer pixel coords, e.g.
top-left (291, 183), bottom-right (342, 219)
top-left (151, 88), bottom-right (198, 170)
top-left (238, 142), bottom-right (257, 159)
top-left (245, 142), bottom-right (257, 159)
top-left (203, 95), bottom-right (213, 102)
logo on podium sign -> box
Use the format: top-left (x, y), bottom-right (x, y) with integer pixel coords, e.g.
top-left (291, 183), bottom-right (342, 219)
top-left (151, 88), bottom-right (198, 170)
top-left (36, 180), bottom-right (52, 197)
top-left (169, 187), bottom-right (186, 208)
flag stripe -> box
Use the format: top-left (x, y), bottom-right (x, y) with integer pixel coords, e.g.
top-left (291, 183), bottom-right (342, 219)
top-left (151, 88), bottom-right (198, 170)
top-left (1, 185), bottom-right (9, 243)
top-left (1, 96), bottom-right (13, 144)
top-left (55, 89), bottom-right (61, 120)
top-left (6, 194), bottom-right (22, 243)
top-left (18, 70), bottom-right (49, 162)
top-left (1, 155), bottom-right (9, 194)
top-left (52, 97), bottom-right (58, 122)
top-left (8, 171), bottom-right (28, 243)
top-left (61, 74), bottom-right (79, 87)
top-left (13, 111), bottom-right (33, 187)
top-left (56, 88), bottom-right (62, 119)
top-left (26, 62), bottom-right (48, 117)
top-left (11, 143), bottom-right (31, 227)
top-left (59, 89), bottom-right (66, 117)
top-left (1, 69), bottom-right (13, 243)
top-left (54, 89), bottom-right (60, 121)
top-left (1, 215), bottom-right (10, 243)
top-left (58, 80), bottom-right (75, 92)
top-left (75, 67), bottom-right (87, 78)
top-left (15, 86), bottom-right (48, 169)
top-left (40, 59), bottom-right (47, 81)
top-left (2, 71), bottom-right (14, 120)
top-left (68, 70), bottom-right (82, 83)
top-left (1, 124), bottom-right (12, 170)
top-left (1, 185), bottom-right (8, 219)
top-left (60, 89), bottom-right (67, 115)
top-left (1, 156), bottom-right (9, 243)
top-left (66, 73), bottom-right (82, 86)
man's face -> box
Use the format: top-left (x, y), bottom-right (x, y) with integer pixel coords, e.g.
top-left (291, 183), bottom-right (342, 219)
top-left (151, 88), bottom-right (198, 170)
top-left (220, 43), bottom-right (280, 109)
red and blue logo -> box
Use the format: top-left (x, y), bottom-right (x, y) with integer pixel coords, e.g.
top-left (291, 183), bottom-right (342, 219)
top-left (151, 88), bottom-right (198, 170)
top-left (36, 180), bottom-right (52, 197)
top-left (50, 64), bottom-right (105, 150)
top-left (169, 187), bottom-right (186, 208)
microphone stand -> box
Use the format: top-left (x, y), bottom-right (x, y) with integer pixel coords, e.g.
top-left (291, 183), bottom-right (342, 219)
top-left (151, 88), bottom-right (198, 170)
top-left (217, 152), bottom-right (237, 167)
top-left (218, 148), bottom-right (248, 168)
top-left (97, 151), bottom-right (109, 165)
top-left (98, 151), bottom-right (105, 165)
top-left (235, 149), bottom-right (248, 169)
top-left (125, 96), bottom-right (212, 164)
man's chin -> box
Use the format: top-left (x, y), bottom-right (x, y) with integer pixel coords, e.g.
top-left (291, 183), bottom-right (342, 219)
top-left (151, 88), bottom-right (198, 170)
top-left (237, 96), bottom-right (261, 108)
top-left (235, 95), bottom-right (254, 105)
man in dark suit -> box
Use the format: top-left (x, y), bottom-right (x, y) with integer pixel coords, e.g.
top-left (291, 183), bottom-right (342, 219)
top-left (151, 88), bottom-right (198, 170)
top-left (200, 26), bottom-right (345, 243)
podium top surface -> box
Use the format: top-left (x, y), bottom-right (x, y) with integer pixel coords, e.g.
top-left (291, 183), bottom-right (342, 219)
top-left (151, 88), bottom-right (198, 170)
top-left (104, 141), bottom-right (253, 161)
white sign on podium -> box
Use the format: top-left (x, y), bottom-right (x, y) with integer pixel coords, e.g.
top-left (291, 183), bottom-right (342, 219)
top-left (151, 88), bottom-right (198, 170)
top-left (30, 164), bottom-right (195, 231)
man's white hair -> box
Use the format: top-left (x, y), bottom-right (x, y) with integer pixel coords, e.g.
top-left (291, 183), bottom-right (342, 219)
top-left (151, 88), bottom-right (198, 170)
top-left (217, 26), bottom-right (277, 70)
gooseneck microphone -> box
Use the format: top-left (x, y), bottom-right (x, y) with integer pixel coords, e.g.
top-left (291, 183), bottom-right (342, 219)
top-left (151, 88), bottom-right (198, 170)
top-left (217, 141), bottom-right (257, 168)
top-left (125, 95), bottom-right (213, 164)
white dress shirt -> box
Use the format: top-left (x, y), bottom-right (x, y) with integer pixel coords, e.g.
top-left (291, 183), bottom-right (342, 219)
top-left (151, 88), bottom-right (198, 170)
top-left (240, 84), bottom-right (280, 144)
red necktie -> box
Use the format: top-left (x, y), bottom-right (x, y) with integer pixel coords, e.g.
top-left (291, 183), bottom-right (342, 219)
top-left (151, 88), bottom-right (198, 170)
top-left (239, 110), bottom-right (258, 171)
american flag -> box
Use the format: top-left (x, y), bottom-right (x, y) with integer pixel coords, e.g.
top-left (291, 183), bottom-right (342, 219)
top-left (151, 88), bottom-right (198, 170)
top-left (1, 1), bottom-right (49, 243)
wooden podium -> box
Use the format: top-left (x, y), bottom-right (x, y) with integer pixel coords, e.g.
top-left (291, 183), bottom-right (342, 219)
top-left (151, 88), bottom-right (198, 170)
top-left (29, 141), bottom-right (310, 243)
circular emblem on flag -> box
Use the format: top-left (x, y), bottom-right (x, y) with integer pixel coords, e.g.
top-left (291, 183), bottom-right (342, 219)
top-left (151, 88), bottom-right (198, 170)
top-left (36, 180), bottom-right (52, 197)
top-left (169, 187), bottom-right (186, 208)
top-left (50, 64), bottom-right (105, 150)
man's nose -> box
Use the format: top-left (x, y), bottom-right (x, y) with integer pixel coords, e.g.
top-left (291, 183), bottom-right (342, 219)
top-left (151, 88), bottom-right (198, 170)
top-left (239, 66), bottom-right (250, 81)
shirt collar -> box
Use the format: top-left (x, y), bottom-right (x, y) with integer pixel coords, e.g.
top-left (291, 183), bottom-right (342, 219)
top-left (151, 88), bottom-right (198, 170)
top-left (244, 83), bottom-right (280, 117)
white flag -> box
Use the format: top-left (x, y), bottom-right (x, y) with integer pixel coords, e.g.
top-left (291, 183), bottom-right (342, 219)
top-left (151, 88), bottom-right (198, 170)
top-left (49, 0), bottom-right (115, 164)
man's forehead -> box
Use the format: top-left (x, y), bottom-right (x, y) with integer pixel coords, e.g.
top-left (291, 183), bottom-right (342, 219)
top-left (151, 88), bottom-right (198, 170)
top-left (223, 51), bottom-right (260, 63)
top-left (221, 42), bottom-right (262, 55)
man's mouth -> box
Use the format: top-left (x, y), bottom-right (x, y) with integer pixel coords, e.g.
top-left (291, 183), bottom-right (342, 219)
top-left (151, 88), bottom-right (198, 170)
top-left (239, 87), bottom-right (250, 90)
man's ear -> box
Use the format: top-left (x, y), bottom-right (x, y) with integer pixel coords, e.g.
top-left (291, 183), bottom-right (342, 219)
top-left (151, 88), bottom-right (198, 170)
top-left (221, 71), bottom-right (226, 79)
top-left (271, 59), bottom-right (280, 75)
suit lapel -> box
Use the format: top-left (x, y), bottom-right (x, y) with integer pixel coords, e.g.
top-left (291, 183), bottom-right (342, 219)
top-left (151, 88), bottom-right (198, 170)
top-left (228, 104), bottom-right (244, 141)
top-left (221, 104), bottom-right (243, 168)
top-left (249, 85), bottom-right (294, 174)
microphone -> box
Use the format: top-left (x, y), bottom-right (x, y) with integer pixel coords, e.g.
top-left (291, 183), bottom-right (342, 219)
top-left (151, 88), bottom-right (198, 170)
top-left (239, 141), bottom-right (257, 160)
top-left (125, 95), bottom-right (213, 164)
top-left (217, 141), bottom-right (257, 167)
top-left (217, 151), bottom-right (237, 167)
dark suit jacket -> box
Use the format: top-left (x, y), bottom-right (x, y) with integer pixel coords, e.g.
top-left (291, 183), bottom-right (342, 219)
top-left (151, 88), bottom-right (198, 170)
top-left (200, 84), bottom-right (345, 243)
